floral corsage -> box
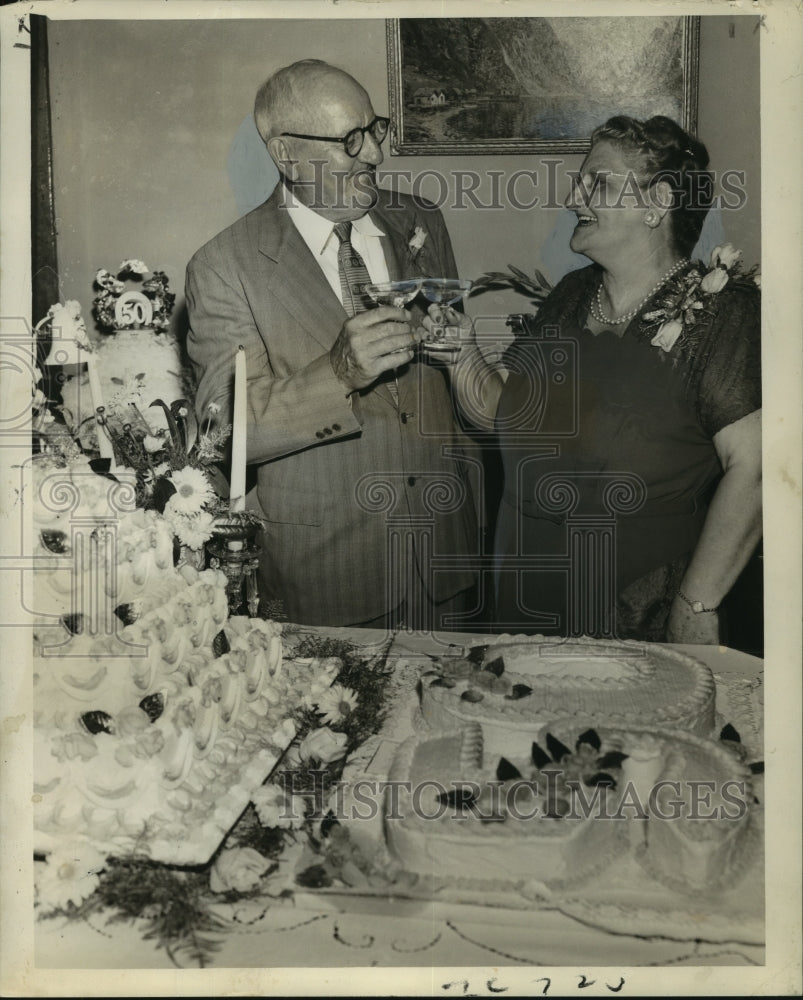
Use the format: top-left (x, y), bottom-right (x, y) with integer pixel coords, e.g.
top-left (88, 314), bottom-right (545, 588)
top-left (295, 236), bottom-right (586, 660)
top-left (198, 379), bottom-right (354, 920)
top-left (642, 244), bottom-right (759, 354)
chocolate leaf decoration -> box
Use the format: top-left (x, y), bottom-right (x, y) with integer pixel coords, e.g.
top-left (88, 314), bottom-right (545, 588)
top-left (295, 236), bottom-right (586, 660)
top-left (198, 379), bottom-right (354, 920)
top-left (597, 750), bottom-right (628, 770)
top-left (295, 864), bottom-right (332, 889)
top-left (546, 733), bottom-right (572, 762)
top-left (483, 656), bottom-right (505, 677)
top-left (114, 603), bottom-right (137, 626)
top-left (584, 771), bottom-right (617, 788)
top-left (80, 710), bottom-right (115, 735)
top-left (437, 787), bottom-right (478, 809)
top-left (466, 644), bottom-right (488, 665)
top-left (88, 458), bottom-right (118, 482)
top-left (320, 811), bottom-right (340, 838)
top-left (212, 629), bottom-right (230, 658)
top-left (40, 530), bottom-right (69, 554)
top-left (152, 476), bottom-right (177, 515)
top-left (504, 683), bottom-right (533, 701)
top-left (496, 757), bottom-right (522, 782)
top-left (139, 692), bottom-right (165, 723)
top-left (749, 761), bottom-right (764, 774)
top-left (720, 722), bottom-right (741, 743)
top-left (61, 612), bottom-right (85, 636)
top-left (576, 728), bottom-right (601, 752)
top-left (531, 742), bottom-right (552, 769)
top-left (461, 689), bottom-right (484, 702)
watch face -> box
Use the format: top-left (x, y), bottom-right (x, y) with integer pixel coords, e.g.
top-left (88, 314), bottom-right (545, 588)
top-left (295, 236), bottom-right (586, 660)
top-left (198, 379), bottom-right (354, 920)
top-left (692, 600), bottom-right (705, 614)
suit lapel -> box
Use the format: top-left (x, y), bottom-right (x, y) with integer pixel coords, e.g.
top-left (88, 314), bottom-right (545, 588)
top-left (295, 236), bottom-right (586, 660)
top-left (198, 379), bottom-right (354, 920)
top-left (257, 193), bottom-right (347, 353)
top-left (256, 190), bottom-right (417, 409)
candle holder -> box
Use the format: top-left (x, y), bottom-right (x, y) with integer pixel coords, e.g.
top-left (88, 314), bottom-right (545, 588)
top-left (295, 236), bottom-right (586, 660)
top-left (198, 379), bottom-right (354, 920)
top-left (205, 518), bottom-right (261, 617)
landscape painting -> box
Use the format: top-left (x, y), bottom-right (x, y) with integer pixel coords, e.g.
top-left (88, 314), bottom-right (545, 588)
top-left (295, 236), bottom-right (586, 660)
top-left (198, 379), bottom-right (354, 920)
top-left (387, 16), bottom-right (699, 154)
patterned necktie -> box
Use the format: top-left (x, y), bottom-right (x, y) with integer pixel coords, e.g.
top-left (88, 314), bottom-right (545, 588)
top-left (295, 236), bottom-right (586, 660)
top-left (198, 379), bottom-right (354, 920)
top-left (333, 221), bottom-right (371, 316)
top-left (332, 220), bottom-right (398, 403)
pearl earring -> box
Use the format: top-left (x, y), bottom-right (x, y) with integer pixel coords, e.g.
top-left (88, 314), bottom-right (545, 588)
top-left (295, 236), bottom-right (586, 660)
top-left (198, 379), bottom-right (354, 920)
top-left (645, 211), bottom-right (660, 228)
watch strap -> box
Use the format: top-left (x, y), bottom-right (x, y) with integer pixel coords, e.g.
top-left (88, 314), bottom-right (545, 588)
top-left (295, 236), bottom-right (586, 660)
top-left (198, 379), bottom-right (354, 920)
top-left (677, 589), bottom-right (719, 614)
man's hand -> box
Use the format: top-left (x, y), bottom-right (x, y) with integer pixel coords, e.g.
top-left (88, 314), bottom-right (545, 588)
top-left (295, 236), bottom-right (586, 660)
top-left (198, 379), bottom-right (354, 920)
top-left (329, 306), bottom-right (417, 392)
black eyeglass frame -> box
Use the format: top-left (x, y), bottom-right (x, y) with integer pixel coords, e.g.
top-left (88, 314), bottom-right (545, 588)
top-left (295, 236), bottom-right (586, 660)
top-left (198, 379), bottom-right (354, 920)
top-left (279, 116), bottom-right (391, 158)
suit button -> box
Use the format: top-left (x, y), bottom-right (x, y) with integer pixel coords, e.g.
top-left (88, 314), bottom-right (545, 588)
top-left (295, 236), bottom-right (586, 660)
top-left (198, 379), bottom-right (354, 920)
top-left (400, 411), bottom-right (415, 424)
top-left (407, 476), bottom-right (416, 486)
top-left (315, 431), bottom-right (325, 439)
top-left (332, 423), bottom-right (341, 431)
top-left (323, 427), bottom-right (333, 435)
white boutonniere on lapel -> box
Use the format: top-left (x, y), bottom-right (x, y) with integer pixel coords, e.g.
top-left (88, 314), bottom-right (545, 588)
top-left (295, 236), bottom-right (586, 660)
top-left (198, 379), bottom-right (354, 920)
top-left (407, 224), bottom-right (428, 263)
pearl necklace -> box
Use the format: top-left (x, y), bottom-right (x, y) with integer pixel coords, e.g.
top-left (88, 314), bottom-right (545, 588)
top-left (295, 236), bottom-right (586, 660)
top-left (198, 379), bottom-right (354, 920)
top-left (589, 258), bottom-right (689, 326)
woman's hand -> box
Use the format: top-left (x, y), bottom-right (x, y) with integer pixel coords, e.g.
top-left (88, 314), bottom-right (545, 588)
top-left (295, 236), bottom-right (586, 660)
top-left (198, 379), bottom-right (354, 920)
top-left (420, 303), bottom-right (504, 430)
top-left (665, 596), bottom-right (720, 644)
top-left (421, 303), bottom-right (475, 360)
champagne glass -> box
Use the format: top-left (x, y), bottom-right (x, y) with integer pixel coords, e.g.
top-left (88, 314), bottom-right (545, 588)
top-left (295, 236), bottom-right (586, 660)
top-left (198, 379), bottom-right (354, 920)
top-left (365, 279), bottom-right (423, 359)
top-left (419, 278), bottom-right (473, 356)
top-left (364, 278), bottom-right (423, 310)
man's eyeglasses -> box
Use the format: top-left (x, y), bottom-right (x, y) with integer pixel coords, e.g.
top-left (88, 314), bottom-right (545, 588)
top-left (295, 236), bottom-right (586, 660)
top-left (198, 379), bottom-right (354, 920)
top-left (280, 116), bottom-right (391, 158)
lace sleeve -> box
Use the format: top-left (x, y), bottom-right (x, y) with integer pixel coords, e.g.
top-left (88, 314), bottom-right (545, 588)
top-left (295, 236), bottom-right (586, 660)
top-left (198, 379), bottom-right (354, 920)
top-left (692, 280), bottom-right (761, 438)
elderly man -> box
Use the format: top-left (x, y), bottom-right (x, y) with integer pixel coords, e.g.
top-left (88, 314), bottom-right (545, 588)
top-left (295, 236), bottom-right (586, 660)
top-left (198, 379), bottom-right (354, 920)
top-left (186, 59), bottom-right (478, 628)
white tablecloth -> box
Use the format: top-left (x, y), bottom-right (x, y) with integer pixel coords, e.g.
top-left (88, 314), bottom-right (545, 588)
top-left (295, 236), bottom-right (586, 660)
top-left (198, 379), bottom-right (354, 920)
top-left (35, 634), bottom-right (764, 971)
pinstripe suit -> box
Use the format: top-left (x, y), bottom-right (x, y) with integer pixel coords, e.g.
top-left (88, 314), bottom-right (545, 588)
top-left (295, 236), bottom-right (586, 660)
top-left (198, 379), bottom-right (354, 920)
top-left (185, 185), bottom-right (479, 625)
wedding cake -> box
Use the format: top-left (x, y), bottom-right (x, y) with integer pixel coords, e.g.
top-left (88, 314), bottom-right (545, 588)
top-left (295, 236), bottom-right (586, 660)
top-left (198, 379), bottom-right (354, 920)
top-left (31, 458), bottom-right (339, 865)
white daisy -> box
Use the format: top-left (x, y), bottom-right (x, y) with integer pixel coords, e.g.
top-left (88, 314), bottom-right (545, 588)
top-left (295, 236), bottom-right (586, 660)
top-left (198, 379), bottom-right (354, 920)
top-left (165, 508), bottom-right (216, 549)
top-left (314, 684), bottom-right (358, 725)
top-left (167, 467), bottom-right (214, 515)
top-left (36, 842), bottom-right (107, 913)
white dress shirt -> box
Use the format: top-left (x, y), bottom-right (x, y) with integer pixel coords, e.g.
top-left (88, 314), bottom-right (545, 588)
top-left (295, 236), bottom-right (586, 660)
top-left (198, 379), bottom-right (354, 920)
top-left (284, 189), bottom-right (391, 305)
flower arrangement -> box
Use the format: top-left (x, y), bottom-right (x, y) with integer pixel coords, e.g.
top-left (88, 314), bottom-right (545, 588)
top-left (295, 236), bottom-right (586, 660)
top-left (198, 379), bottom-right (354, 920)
top-left (105, 398), bottom-right (239, 550)
top-left (642, 244), bottom-right (759, 353)
top-left (93, 259), bottom-right (175, 333)
top-left (36, 634), bottom-right (397, 967)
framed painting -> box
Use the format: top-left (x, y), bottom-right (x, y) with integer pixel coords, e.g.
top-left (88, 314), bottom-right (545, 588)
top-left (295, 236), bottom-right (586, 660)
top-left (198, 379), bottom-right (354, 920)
top-left (387, 16), bottom-right (700, 155)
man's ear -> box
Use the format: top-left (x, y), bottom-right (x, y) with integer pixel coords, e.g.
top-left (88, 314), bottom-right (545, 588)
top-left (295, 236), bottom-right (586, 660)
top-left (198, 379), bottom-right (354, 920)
top-left (267, 137), bottom-right (295, 181)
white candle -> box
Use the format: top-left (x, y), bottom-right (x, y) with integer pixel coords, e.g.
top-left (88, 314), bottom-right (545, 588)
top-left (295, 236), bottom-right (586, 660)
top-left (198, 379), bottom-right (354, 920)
top-left (230, 345), bottom-right (247, 512)
top-left (85, 352), bottom-right (115, 461)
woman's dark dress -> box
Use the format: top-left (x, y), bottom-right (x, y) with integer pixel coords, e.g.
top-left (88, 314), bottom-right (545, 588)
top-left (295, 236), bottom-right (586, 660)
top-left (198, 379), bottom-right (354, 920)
top-left (494, 263), bottom-right (760, 641)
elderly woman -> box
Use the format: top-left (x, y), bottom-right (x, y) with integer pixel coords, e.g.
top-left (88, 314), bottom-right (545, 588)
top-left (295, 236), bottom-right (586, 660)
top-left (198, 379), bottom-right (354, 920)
top-left (429, 115), bottom-right (761, 644)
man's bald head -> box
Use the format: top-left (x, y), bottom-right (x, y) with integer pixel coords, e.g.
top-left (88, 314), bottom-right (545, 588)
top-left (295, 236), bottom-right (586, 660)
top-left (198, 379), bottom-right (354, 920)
top-left (254, 59), bottom-right (370, 143)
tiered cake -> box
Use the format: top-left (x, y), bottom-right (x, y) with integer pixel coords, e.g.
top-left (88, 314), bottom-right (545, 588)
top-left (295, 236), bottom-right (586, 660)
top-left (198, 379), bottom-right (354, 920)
top-left (31, 458), bottom-right (338, 865)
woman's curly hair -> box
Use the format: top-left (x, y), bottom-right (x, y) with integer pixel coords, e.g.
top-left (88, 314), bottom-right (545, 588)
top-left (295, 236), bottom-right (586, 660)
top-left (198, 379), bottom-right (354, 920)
top-left (591, 115), bottom-right (713, 257)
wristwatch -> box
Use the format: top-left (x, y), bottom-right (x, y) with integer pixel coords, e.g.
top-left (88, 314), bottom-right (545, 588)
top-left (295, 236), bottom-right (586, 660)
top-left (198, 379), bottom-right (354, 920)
top-left (677, 589), bottom-right (719, 614)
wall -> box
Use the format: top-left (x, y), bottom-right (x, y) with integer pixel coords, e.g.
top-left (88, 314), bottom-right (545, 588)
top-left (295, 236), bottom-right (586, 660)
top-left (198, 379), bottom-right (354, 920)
top-left (47, 14), bottom-right (760, 334)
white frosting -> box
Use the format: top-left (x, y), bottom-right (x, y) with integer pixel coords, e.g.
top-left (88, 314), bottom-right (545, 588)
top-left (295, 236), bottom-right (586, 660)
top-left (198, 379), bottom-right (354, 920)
top-left (385, 723), bottom-right (755, 896)
top-left (31, 459), bottom-right (341, 864)
top-left (420, 635), bottom-right (716, 757)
